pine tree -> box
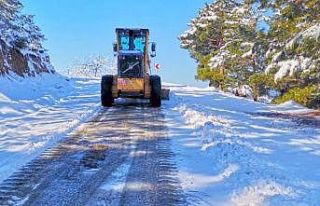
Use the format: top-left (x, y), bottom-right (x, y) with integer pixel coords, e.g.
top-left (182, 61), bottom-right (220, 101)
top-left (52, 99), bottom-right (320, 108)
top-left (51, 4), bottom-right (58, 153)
top-left (264, 0), bottom-right (320, 85)
top-left (0, 0), bottom-right (22, 38)
top-left (13, 14), bottom-right (45, 50)
top-left (0, 0), bottom-right (21, 21)
top-left (255, 0), bottom-right (320, 103)
top-left (179, 3), bottom-right (223, 59)
top-left (1, 0), bottom-right (54, 76)
top-left (180, 0), bottom-right (266, 90)
top-left (180, 0), bottom-right (319, 106)
top-left (208, 0), bottom-right (261, 89)
top-left (1, 0), bottom-right (45, 51)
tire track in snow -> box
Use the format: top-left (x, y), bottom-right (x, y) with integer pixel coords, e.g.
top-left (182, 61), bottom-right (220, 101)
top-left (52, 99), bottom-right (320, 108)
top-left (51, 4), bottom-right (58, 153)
top-left (119, 108), bottom-right (185, 206)
top-left (0, 107), bottom-right (128, 205)
top-left (0, 104), bottom-right (185, 206)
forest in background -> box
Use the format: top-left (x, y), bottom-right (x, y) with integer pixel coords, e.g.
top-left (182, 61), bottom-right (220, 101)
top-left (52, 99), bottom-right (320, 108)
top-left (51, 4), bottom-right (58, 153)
top-left (180, 0), bottom-right (320, 108)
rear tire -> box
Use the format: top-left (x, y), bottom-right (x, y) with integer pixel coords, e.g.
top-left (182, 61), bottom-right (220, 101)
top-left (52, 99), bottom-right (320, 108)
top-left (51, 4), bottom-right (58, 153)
top-left (150, 75), bottom-right (161, 107)
top-left (101, 75), bottom-right (114, 107)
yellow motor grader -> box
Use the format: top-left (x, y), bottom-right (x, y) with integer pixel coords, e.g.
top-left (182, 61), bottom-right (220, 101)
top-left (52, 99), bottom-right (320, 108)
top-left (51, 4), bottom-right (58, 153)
top-left (101, 28), bottom-right (164, 107)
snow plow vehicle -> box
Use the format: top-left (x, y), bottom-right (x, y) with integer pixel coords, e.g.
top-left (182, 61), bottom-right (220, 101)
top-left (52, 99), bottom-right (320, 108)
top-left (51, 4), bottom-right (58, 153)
top-left (101, 28), bottom-right (167, 107)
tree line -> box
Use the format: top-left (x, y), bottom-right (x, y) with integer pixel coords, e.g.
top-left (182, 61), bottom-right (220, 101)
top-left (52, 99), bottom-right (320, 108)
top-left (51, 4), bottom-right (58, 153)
top-left (180, 0), bottom-right (320, 108)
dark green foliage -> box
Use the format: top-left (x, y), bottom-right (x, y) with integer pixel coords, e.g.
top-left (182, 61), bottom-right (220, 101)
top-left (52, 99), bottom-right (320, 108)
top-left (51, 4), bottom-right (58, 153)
top-left (273, 85), bottom-right (317, 106)
top-left (180, 0), bottom-right (320, 108)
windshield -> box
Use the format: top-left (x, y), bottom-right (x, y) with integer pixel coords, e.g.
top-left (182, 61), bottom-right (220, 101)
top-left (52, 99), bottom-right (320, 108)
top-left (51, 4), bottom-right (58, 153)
top-left (119, 31), bottom-right (146, 52)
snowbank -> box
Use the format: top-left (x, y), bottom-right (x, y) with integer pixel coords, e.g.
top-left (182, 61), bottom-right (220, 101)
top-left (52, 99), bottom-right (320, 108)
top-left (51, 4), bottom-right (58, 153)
top-left (0, 74), bottom-right (101, 183)
top-left (275, 100), bottom-right (312, 113)
top-left (165, 85), bottom-right (320, 205)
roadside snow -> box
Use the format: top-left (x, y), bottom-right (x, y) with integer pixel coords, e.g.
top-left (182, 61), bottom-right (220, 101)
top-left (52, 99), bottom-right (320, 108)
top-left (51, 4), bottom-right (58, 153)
top-left (273, 100), bottom-right (313, 114)
top-left (165, 86), bottom-right (320, 205)
top-left (0, 74), bottom-right (101, 183)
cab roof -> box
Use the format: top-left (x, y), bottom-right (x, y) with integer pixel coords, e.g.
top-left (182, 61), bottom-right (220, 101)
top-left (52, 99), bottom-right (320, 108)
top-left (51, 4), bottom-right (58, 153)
top-left (115, 28), bottom-right (149, 32)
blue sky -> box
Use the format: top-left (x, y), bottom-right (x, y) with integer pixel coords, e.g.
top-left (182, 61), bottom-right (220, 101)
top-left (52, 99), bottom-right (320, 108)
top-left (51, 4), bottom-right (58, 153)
top-left (21, 0), bottom-right (209, 86)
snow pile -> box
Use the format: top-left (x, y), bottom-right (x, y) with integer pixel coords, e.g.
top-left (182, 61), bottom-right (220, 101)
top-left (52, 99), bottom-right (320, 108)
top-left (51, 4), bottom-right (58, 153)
top-left (175, 104), bottom-right (273, 154)
top-left (231, 181), bottom-right (294, 206)
top-left (177, 105), bottom-right (229, 127)
top-left (177, 164), bottom-right (239, 191)
top-left (273, 100), bottom-right (312, 114)
top-left (0, 73), bottom-right (70, 101)
top-left (176, 105), bottom-right (230, 150)
top-left (233, 85), bottom-right (254, 99)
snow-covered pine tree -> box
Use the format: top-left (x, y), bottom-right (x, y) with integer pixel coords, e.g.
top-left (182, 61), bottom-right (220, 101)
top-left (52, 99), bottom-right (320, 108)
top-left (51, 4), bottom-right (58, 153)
top-left (264, 0), bottom-right (320, 85)
top-left (12, 14), bottom-right (45, 51)
top-left (208, 0), bottom-right (262, 89)
top-left (0, 0), bottom-right (21, 25)
top-left (0, 0), bottom-right (54, 76)
top-left (179, 1), bottom-right (235, 88)
top-left (180, 0), bottom-right (319, 106)
top-left (254, 0), bottom-right (320, 105)
top-left (180, 0), bottom-right (265, 91)
top-left (179, 3), bottom-right (223, 59)
top-left (0, 0), bottom-right (22, 41)
top-left (179, 1), bottom-right (226, 88)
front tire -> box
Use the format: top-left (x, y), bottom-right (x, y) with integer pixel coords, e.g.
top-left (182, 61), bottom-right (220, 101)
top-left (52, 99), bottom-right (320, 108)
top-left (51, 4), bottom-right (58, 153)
top-left (101, 75), bottom-right (114, 107)
top-left (150, 75), bottom-right (161, 107)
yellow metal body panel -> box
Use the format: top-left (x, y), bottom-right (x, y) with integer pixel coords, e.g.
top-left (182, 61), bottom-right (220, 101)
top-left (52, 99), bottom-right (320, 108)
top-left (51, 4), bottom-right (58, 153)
top-left (117, 78), bottom-right (145, 92)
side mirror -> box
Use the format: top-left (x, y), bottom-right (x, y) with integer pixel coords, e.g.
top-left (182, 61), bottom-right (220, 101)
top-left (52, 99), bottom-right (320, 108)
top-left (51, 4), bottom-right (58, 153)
top-left (151, 42), bottom-right (156, 52)
top-left (113, 42), bottom-right (118, 53)
top-left (151, 42), bottom-right (156, 58)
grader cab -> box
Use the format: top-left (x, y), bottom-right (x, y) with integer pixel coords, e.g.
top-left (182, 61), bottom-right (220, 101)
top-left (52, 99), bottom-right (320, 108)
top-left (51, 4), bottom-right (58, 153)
top-left (101, 28), bottom-right (163, 107)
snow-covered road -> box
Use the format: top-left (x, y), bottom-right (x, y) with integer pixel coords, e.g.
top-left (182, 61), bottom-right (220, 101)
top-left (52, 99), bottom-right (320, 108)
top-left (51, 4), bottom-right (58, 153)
top-left (0, 104), bottom-right (184, 206)
top-left (1, 77), bottom-right (320, 205)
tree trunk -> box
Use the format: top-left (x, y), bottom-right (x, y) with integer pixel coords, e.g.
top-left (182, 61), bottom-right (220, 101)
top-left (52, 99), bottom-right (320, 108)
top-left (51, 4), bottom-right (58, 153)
top-left (219, 66), bottom-right (225, 90)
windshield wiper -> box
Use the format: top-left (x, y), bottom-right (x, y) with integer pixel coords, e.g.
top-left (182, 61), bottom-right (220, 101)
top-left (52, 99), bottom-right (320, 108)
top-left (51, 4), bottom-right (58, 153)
top-left (123, 61), bottom-right (139, 74)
